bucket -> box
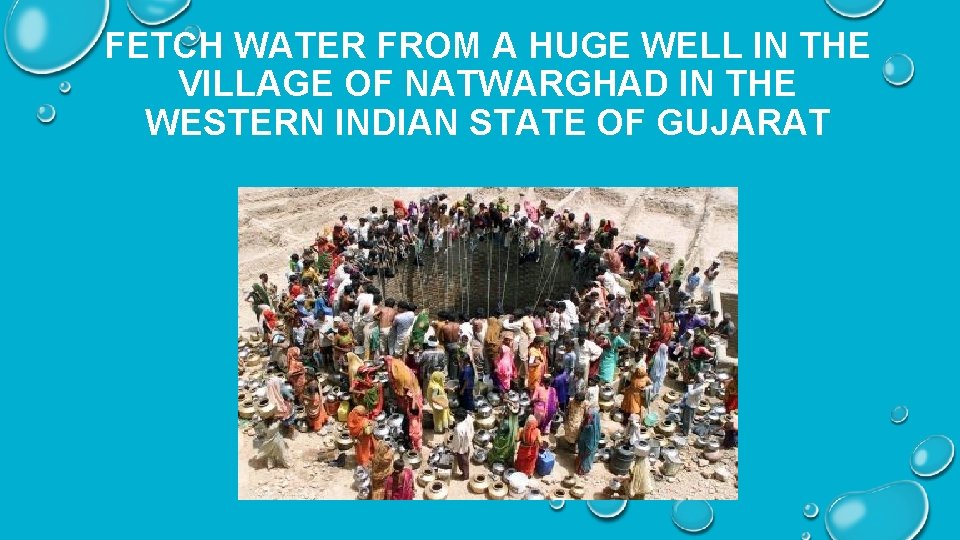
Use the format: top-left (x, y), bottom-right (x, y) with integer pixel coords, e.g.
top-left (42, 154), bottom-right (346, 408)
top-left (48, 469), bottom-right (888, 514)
top-left (536, 448), bottom-right (556, 476)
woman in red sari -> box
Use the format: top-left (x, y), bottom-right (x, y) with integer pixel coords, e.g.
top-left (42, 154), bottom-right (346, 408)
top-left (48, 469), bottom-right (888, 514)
top-left (304, 380), bottom-right (328, 431)
top-left (384, 459), bottom-right (414, 500)
top-left (514, 415), bottom-right (542, 476)
top-left (286, 347), bottom-right (306, 405)
top-left (348, 405), bottom-right (375, 468)
top-left (725, 366), bottom-right (739, 412)
top-left (636, 294), bottom-right (657, 323)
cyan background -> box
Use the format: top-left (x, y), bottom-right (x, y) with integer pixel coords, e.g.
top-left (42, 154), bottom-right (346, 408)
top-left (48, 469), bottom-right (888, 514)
top-left (2, 1), bottom-right (956, 538)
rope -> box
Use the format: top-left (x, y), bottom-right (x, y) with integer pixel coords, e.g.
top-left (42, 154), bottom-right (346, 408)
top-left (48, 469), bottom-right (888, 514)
top-left (445, 228), bottom-right (450, 309)
top-left (486, 234), bottom-right (492, 313)
top-left (500, 234), bottom-right (511, 311)
top-left (534, 244), bottom-right (562, 306)
top-left (465, 235), bottom-right (472, 316)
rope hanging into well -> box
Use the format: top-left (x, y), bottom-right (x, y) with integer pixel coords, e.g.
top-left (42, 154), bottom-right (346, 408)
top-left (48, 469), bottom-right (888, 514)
top-left (500, 234), bottom-right (511, 311)
top-left (486, 234), bottom-right (492, 314)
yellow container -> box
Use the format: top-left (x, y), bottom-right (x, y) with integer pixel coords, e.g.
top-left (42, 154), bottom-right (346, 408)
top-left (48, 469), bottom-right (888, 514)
top-left (337, 401), bottom-right (351, 423)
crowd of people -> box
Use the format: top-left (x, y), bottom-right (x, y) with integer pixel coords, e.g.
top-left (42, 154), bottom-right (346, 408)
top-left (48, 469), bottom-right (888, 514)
top-left (240, 192), bottom-right (738, 500)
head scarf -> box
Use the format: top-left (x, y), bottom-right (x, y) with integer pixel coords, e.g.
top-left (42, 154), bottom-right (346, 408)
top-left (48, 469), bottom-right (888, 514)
top-left (387, 355), bottom-right (420, 397)
top-left (347, 352), bottom-right (363, 385)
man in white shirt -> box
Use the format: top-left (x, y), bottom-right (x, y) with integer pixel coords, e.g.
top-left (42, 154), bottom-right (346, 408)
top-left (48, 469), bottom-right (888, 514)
top-left (680, 374), bottom-right (709, 435)
top-left (562, 293), bottom-right (580, 333)
top-left (357, 217), bottom-right (371, 243)
top-left (577, 333), bottom-right (602, 384)
top-left (450, 408), bottom-right (474, 480)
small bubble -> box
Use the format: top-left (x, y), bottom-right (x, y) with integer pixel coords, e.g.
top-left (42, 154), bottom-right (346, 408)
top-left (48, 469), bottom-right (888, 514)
top-left (586, 499), bottom-right (627, 519)
top-left (127, 0), bottom-right (191, 26)
top-left (549, 499), bottom-right (565, 510)
top-left (891, 406), bottom-right (909, 424)
top-left (671, 500), bottom-right (714, 533)
top-left (883, 54), bottom-right (915, 87)
top-left (59, 81), bottom-right (71, 94)
top-left (802, 533), bottom-right (811, 540)
top-left (36, 104), bottom-right (56, 123)
top-left (180, 24), bottom-right (200, 47)
top-left (825, 0), bottom-right (885, 18)
top-left (803, 503), bottom-right (819, 518)
top-left (911, 435), bottom-right (954, 477)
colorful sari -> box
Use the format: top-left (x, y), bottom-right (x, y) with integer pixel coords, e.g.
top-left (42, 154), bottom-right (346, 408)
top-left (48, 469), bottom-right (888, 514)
top-left (427, 371), bottom-right (452, 433)
top-left (410, 309), bottom-right (430, 348)
top-left (621, 369), bottom-right (651, 417)
top-left (370, 440), bottom-right (396, 500)
top-left (563, 399), bottom-right (586, 446)
top-left (531, 383), bottom-right (549, 431)
top-left (305, 383), bottom-right (328, 431)
top-left (406, 391), bottom-right (424, 451)
top-left (384, 469), bottom-right (414, 500)
top-left (725, 375), bottom-right (738, 412)
top-left (575, 408), bottom-right (601, 475)
top-left (495, 344), bottom-right (514, 392)
top-left (348, 405), bottom-right (375, 468)
top-left (515, 416), bottom-right (541, 476)
top-left (286, 347), bottom-right (306, 403)
top-left (526, 345), bottom-right (546, 393)
top-left (488, 412), bottom-right (518, 466)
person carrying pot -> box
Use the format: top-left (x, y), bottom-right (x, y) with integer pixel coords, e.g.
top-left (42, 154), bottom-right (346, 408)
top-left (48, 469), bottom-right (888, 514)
top-left (427, 371), bottom-right (452, 434)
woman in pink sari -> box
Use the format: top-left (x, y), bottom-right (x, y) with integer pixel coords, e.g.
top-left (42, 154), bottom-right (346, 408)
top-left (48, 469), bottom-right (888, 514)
top-left (406, 390), bottom-right (424, 452)
top-left (531, 381), bottom-right (558, 433)
top-left (495, 334), bottom-right (515, 392)
top-left (384, 459), bottom-right (414, 500)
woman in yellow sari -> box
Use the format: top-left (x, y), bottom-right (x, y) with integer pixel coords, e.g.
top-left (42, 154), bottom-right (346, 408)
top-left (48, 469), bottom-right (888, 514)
top-left (526, 336), bottom-right (547, 393)
top-left (427, 371), bottom-right (452, 434)
top-left (370, 439), bottom-right (396, 500)
top-left (346, 352), bottom-right (363, 389)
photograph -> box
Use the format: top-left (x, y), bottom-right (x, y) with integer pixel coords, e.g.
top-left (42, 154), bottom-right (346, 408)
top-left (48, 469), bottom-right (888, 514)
top-left (237, 187), bottom-right (739, 500)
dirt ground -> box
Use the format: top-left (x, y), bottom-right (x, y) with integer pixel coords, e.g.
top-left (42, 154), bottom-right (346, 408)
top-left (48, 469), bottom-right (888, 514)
top-left (237, 187), bottom-right (738, 500)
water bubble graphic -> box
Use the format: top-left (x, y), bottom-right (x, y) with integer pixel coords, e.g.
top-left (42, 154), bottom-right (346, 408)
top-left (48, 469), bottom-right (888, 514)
top-left (586, 499), bottom-right (627, 520)
top-left (824, 0), bottom-right (885, 18)
top-left (883, 54), bottom-right (915, 87)
top-left (59, 80), bottom-right (71, 94)
top-left (4, 0), bottom-right (109, 75)
top-left (803, 503), bottom-right (819, 518)
top-left (127, 0), bottom-right (191, 26)
top-left (36, 103), bottom-right (55, 123)
top-left (825, 481), bottom-right (927, 540)
top-left (802, 533), bottom-right (811, 540)
top-left (180, 24), bottom-right (200, 47)
top-left (911, 435), bottom-right (954, 477)
top-left (891, 406), bottom-right (909, 424)
top-left (548, 498), bottom-right (565, 511)
top-left (671, 500), bottom-right (714, 533)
